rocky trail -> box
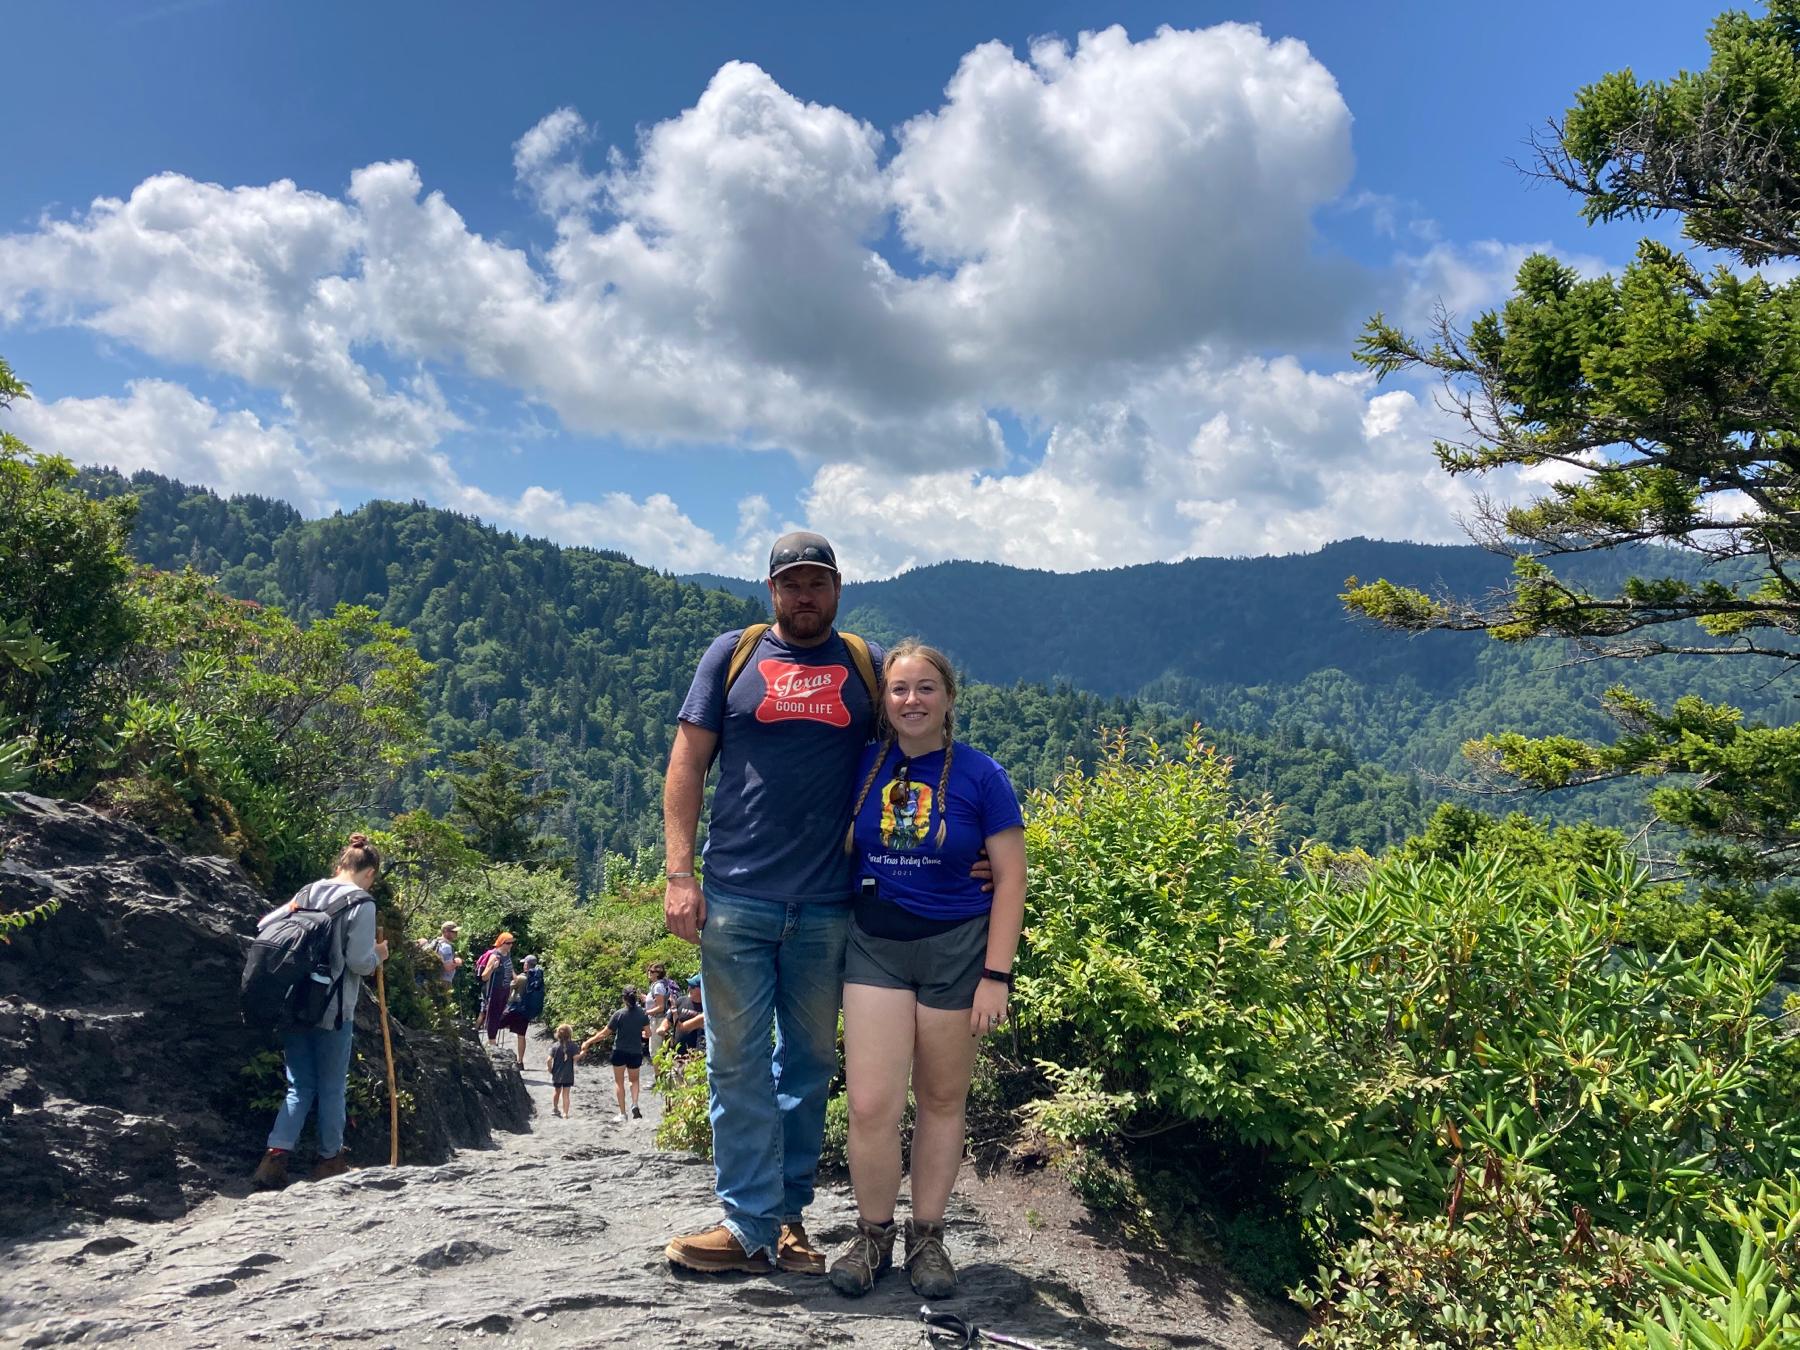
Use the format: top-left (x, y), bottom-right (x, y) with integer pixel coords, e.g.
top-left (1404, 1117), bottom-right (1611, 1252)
top-left (0, 1034), bottom-right (1302, 1349)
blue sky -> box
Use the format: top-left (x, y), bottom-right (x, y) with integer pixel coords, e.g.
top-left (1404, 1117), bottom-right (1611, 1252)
top-left (0, 1), bottom-right (1715, 577)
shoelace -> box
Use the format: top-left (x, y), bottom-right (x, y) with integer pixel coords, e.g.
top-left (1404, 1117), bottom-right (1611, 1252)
top-left (907, 1230), bottom-right (948, 1269)
top-left (848, 1230), bottom-right (884, 1272)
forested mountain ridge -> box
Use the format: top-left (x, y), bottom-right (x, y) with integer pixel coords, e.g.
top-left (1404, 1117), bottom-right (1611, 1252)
top-left (80, 469), bottom-right (764, 868)
top-left (82, 469), bottom-right (1425, 859)
top-left (689, 544), bottom-right (1797, 830)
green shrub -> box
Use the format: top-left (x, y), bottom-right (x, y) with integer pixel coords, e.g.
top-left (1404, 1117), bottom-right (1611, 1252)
top-left (1296, 1159), bottom-right (1644, 1348)
top-left (1018, 729), bottom-right (1291, 1132)
top-left (654, 1048), bottom-right (712, 1157)
top-left (543, 894), bottom-right (669, 1033)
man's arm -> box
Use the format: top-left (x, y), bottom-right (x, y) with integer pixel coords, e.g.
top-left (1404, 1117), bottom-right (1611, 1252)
top-left (664, 721), bottom-right (717, 943)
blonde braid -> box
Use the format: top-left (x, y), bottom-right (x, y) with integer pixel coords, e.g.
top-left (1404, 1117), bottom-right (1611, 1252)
top-left (844, 735), bottom-right (894, 854)
top-left (932, 709), bottom-right (954, 847)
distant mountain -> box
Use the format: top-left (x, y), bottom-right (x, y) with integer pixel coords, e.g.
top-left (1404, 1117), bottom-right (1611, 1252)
top-left (81, 469), bottom-right (1426, 858)
top-left (688, 540), bottom-right (1791, 832)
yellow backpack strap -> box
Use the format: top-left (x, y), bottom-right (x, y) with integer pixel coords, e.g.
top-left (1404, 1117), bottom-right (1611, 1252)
top-left (724, 624), bottom-right (771, 696)
top-left (839, 632), bottom-right (879, 707)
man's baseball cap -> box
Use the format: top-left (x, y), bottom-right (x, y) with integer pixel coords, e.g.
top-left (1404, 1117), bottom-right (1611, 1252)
top-left (688, 973), bottom-right (703, 987)
top-left (440, 921), bottom-right (459, 933)
top-left (768, 531), bottom-right (838, 578)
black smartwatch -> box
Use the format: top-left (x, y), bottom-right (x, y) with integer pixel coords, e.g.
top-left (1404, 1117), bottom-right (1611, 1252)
top-left (980, 967), bottom-right (1014, 988)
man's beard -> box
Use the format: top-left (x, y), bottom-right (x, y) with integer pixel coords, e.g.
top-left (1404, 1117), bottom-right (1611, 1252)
top-left (775, 597), bottom-right (836, 637)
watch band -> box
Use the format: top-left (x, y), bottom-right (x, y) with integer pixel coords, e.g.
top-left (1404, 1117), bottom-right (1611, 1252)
top-left (980, 967), bottom-right (1014, 988)
top-left (665, 871), bottom-right (695, 880)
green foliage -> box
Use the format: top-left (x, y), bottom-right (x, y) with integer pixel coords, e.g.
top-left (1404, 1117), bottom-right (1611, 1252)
top-left (1639, 1176), bottom-right (1800, 1348)
top-left (1345, 4), bottom-right (1800, 911)
top-left (541, 891), bottom-right (670, 1034)
top-left (1297, 1161), bottom-right (1643, 1349)
top-left (0, 381), bottom-right (139, 775)
top-left (653, 1047), bottom-right (712, 1156)
top-left (1019, 729), bottom-right (1291, 1131)
top-left (1011, 741), bottom-right (1800, 1335)
top-left (426, 862), bottom-right (580, 975)
top-left (1018, 1060), bottom-right (1136, 1150)
top-left (443, 736), bottom-right (568, 864)
top-left (88, 473), bottom-right (765, 863)
top-left (91, 570), bottom-right (429, 887)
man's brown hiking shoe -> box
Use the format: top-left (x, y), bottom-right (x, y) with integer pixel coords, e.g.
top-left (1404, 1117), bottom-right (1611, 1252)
top-left (665, 1224), bottom-right (773, 1275)
top-left (905, 1218), bottom-right (957, 1299)
top-left (776, 1220), bottom-right (827, 1276)
top-left (308, 1152), bottom-right (351, 1182)
top-left (251, 1149), bottom-right (288, 1190)
top-left (827, 1218), bottom-right (896, 1296)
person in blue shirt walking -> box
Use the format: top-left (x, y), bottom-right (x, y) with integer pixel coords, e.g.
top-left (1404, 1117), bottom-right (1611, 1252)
top-left (827, 639), bottom-right (1026, 1301)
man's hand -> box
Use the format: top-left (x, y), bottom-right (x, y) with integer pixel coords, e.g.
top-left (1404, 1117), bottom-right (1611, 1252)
top-left (665, 874), bottom-right (706, 943)
top-left (968, 847), bottom-right (995, 894)
top-left (374, 939), bottom-right (390, 962)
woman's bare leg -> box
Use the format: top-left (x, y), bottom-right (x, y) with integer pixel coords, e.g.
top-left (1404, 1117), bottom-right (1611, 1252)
top-left (908, 1003), bottom-right (981, 1222)
top-left (842, 983), bottom-right (918, 1223)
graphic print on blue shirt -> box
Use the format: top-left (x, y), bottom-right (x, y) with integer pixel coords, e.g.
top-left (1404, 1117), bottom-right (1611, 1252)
top-left (678, 627), bottom-right (883, 904)
top-left (854, 741), bottom-right (1023, 922)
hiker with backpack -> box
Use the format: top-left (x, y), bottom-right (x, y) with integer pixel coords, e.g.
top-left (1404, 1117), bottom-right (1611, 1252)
top-left (660, 531), bottom-right (885, 1276)
top-left (643, 962), bottom-right (680, 1065)
top-left (499, 954), bottom-right (545, 1065)
top-left (249, 833), bottom-right (388, 1188)
top-left (475, 931), bottom-right (515, 1047)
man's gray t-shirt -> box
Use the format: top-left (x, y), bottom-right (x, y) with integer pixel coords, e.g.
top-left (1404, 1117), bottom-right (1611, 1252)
top-left (678, 627), bottom-right (881, 904)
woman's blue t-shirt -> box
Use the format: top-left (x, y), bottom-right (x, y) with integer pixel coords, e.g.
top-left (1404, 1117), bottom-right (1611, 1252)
top-left (852, 741), bottom-right (1023, 922)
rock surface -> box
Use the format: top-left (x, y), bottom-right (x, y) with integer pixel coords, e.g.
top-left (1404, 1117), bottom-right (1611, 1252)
top-left (0, 1036), bottom-right (1303, 1349)
top-left (0, 795), bottom-right (530, 1238)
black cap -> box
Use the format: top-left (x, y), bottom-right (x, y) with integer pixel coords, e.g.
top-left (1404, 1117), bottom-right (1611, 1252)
top-left (768, 531), bottom-right (839, 578)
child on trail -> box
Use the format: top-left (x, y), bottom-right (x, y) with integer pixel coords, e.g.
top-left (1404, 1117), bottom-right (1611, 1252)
top-left (580, 986), bottom-right (650, 1123)
top-left (546, 1024), bottom-right (578, 1118)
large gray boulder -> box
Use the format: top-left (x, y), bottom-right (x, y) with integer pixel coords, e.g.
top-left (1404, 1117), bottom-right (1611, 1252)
top-left (0, 795), bottom-right (530, 1237)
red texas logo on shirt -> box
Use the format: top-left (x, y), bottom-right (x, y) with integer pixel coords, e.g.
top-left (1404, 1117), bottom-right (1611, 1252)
top-left (754, 660), bottom-right (851, 727)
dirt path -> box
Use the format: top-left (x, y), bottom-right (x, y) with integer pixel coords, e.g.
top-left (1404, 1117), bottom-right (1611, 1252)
top-left (0, 1035), bottom-right (1301, 1348)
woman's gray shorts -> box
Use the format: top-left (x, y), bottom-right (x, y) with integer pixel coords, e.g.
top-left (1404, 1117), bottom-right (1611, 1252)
top-left (844, 913), bottom-right (990, 1011)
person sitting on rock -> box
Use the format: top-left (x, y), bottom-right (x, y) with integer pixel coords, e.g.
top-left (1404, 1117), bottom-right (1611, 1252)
top-left (579, 985), bottom-right (651, 1123)
top-left (252, 833), bottom-right (389, 1189)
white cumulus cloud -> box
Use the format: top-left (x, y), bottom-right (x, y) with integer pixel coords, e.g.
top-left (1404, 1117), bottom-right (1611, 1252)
top-left (0, 22), bottom-right (1586, 574)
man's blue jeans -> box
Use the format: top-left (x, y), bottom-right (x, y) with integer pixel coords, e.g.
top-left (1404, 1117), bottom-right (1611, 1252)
top-left (267, 1020), bottom-right (356, 1158)
top-left (700, 885), bottom-right (849, 1259)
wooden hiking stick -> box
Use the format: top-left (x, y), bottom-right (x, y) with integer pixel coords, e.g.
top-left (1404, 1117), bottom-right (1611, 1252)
top-left (374, 928), bottom-right (399, 1166)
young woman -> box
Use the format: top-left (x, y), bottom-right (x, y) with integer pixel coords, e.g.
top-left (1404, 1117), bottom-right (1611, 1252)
top-left (579, 986), bottom-right (651, 1122)
top-left (251, 834), bottom-right (389, 1188)
top-left (827, 640), bottom-right (1026, 1300)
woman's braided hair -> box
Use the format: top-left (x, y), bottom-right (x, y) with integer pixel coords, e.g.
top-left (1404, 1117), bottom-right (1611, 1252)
top-left (843, 638), bottom-right (956, 853)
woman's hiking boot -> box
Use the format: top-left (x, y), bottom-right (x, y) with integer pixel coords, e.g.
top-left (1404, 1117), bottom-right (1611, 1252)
top-left (827, 1218), bottom-right (896, 1296)
top-left (905, 1218), bottom-right (957, 1298)
top-left (308, 1152), bottom-right (351, 1182)
top-left (251, 1149), bottom-right (288, 1190)
top-left (664, 1224), bottom-right (773, 1275)
top-left (776, 1220), bottom-right (827, 1276)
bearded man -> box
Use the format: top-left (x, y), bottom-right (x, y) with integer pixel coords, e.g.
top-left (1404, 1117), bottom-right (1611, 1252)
top-left (661, 531), bottom-right (883, 1275)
